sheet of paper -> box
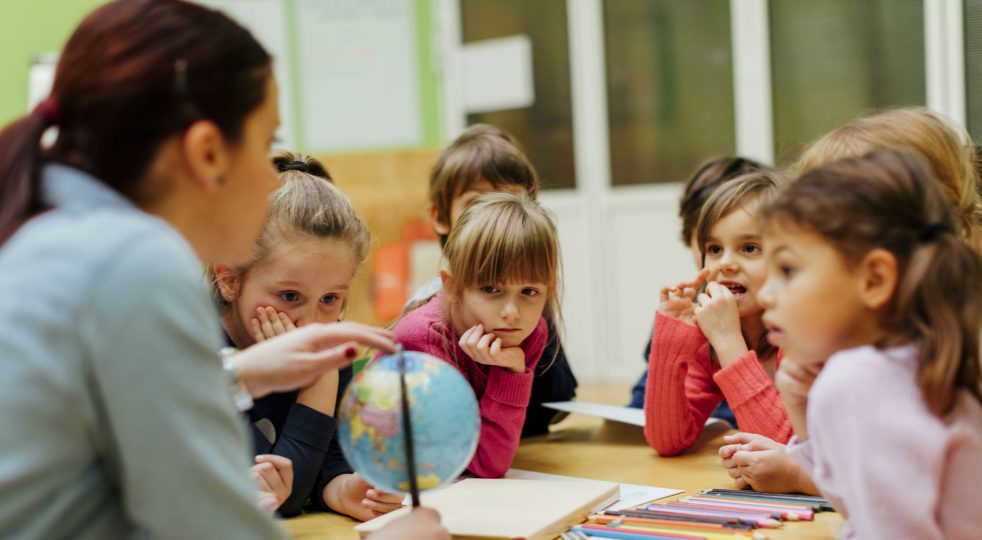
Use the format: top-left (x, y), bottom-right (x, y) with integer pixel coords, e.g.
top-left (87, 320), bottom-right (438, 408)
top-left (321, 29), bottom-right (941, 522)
top-left (543, 401), bottom-right (646, 426)
top-left (543, 401), bottom-right (732, 430)
top-left (506, 468), bottom-right (682, 510)
top-left (296, 0), bottom-right (421, 151)
top-left (460, 35), bottom-right (535, 114)
top-left (198, 0), bottom-right (296, 148)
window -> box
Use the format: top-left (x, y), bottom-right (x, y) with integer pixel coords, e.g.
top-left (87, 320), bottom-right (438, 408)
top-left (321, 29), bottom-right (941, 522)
top-left (770, 0), bottom-right (926, 165)
top-left (965, 0), bottom-right (982, 142)
top-left (461, 0), bottom-right (576, 189)
top-left (603, 0), bottom-right (735, 185)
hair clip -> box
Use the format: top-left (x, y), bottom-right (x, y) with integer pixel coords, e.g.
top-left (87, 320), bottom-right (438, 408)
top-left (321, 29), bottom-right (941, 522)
top-left (174, 59), bottom-right (189, 98)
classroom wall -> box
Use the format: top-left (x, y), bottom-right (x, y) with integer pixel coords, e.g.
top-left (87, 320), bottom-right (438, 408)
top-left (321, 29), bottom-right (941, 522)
top-left (0, 0), bottom-right (445, 149)
top-left (0, 0), bottom-right (107, 126)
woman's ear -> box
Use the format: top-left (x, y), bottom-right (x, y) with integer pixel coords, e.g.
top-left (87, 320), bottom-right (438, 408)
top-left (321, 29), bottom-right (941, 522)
top-left (213, 264), bottom-right (242, 302)
top-left (858, 248), bottom-right (898, 310)
top-left (182, 120), bottom-right (230, 192)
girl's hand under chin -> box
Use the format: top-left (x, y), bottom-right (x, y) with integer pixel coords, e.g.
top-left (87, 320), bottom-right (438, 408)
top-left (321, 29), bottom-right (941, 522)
top-left (458, 324), bottom-right (526, 373)
top-left (251, 306), bottom-right (296, 342)
top-left (694, 281), bottom-right (747, 366)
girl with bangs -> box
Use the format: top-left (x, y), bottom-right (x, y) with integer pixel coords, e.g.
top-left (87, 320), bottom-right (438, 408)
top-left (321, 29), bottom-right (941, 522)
top-left (393, 192), bottom-right (561, 478)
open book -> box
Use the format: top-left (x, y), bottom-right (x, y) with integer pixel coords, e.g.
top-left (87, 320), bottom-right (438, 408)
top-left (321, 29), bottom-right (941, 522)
top-left (354, 478), bottom-right (619, 540)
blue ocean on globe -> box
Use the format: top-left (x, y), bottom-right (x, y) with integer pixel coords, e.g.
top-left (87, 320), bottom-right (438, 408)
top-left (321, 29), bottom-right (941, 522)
top-left (337, 350), bottom-right (480, 494)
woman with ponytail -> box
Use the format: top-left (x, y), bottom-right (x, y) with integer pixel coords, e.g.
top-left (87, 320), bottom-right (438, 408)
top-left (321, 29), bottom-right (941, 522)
top-left (758, 149), bottom-right (982, 539)
top-left (0, 1), bottom-right (445, 539)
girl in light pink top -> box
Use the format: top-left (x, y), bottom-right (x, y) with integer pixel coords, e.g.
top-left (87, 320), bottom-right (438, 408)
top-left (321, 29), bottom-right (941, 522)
top-left (759, 149), bottom-right (982, 540)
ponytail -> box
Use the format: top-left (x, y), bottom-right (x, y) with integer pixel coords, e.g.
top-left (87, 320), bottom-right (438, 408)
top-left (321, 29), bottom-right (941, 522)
top-left (891, 232), bottom-right (982, 415)
top-left (0, 106), bottom-right (56, 245)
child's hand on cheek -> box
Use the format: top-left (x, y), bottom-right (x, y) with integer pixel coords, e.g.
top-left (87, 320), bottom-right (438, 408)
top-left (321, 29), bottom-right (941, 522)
top-left (251, 306), bottom-right (296, 342)
top-left (458, 324), bottom-right (526, 373)
top-left (325, 473), bottom-right (404, 521)
top-left (694, 282), bottom-right (746, 366)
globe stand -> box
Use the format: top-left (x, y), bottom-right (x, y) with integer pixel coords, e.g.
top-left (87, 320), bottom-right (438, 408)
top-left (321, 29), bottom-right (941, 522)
top-left (397, 344), bottom-right (421, 507)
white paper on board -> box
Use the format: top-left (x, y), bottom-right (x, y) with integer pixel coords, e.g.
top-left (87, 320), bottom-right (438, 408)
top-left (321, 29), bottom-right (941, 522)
top-left (460, 34), bottom-right (535, 114)
top-left (197, 0), bottom-right (296, 148)
top-left (296, 0), bottom-right (422, 151)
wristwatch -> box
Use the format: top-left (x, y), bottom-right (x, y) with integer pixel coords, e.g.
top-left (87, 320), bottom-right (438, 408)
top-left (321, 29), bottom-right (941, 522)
top-left (219, 346), bottom-right (254, 412)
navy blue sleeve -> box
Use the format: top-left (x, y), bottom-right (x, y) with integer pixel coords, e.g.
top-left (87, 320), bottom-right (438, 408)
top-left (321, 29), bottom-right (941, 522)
top-left (521, 321), bottom-right (578, 438)
top-left (259, 402), bottom-right (336, 517)
top-left (311, 366), bottom-right (356, 512)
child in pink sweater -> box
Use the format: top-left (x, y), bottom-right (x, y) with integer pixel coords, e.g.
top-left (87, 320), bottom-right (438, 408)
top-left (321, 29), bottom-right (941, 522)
top-left (645, 171), bottom-right (791, 456)
top-left (761, 150), bottom-right (982, 539)
top-left (393, 193), bottom-right (560, 478)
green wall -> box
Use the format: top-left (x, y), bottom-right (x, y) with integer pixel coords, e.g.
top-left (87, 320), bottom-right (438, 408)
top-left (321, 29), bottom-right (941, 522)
top-left (0, 0), bottom-right (443, 148)
top-left (0, 0), bottom-right (106, 126)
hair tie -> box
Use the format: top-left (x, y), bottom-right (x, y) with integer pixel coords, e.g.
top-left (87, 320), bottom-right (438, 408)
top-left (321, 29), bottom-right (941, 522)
top-left (920, 223), bottom-right (952, 243)
top-left (34, 97), bottom-right (60, 125)
top-left (280, 161), bottom-right (311, 174)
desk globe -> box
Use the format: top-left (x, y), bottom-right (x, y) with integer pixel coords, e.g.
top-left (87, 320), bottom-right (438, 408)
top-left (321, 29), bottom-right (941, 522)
top-left (337, 350), bottom-right (480, 494)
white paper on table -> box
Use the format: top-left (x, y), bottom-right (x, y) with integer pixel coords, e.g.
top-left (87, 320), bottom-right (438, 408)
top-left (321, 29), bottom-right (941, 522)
top-left (505, 469), bottom-right (682, 511)
top-left (460, 35), bottom-right (535, 114)
top-left (543, 401), bottom-right (732, 430)
top-left (542, 401), bottom-right (645, 426)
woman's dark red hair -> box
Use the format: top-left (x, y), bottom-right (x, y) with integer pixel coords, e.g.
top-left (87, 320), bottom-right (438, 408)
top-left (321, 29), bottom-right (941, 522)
top-left (0, 0), bottom-right (271, 243)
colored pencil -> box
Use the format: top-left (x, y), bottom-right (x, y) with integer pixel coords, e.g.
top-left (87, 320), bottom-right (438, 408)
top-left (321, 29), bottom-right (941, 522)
top-left (590, 515), bottom-right (756, 537)
top-left (679, 497), bottom-right (813, 520)
top-left (639, 505), bottom-right (782, 528)
top-left (604, 509), bottom-right (750, 529)
top-left (572, 524), bottom-right (704, 540)
top-left (700, 489), bottom-right (834, 512)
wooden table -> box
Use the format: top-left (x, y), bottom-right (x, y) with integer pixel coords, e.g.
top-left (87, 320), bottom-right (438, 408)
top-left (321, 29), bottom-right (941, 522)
top-left (284, 397), bottom-right (842, 539)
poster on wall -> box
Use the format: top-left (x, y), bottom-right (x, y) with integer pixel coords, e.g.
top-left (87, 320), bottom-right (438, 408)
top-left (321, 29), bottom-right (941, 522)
top-left (197, 0), bottom-right (296, 148)
top-left (27, 53), bottom-right (58, 110)
top-left (296, 0), bottom-right (422, 151)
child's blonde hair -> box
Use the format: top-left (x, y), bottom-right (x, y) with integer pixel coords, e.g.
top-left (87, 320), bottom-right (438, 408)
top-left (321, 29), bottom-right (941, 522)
top-left (440, 192), bottom-right (562, 364)
top-left (765, 149), bottom-right (982, 416)
top-left (796, 107), bottom-right (982, 242)
top-left (211, 151), bottom-right (370, 310)
top-left (695, 170), bottom-right (785, 360)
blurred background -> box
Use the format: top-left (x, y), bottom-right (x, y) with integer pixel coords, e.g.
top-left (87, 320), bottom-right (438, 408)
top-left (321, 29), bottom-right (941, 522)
top-left (2, 0), bottom-right (979, 387)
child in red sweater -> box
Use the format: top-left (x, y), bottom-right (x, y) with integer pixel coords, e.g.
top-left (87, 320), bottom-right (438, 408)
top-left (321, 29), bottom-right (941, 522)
top-left (393, 193), bottom-right (561, 478)
top-left (644, 171), bottom-right (790, 456)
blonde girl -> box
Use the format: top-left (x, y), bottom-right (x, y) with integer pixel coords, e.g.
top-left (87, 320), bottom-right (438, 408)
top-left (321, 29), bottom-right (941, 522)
top-left (644, 171), bottom-right (789, 457)
top-left (212, 152), bottom-right (403, 520)
top-left (797, 106), bottom-right (982, 244)
top-left (393, 192), bottom-right (561, 478)
top-left (760, 149), bottom-right (982, 538)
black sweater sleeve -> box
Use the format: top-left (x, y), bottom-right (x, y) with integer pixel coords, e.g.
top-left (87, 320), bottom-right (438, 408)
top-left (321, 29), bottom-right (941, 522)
top-left (311, 366), bottom-right (356, 512)
top-left (521, 322), bottom-right (578, 438)
top-left (257, 402), bottom-right (336, 517)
